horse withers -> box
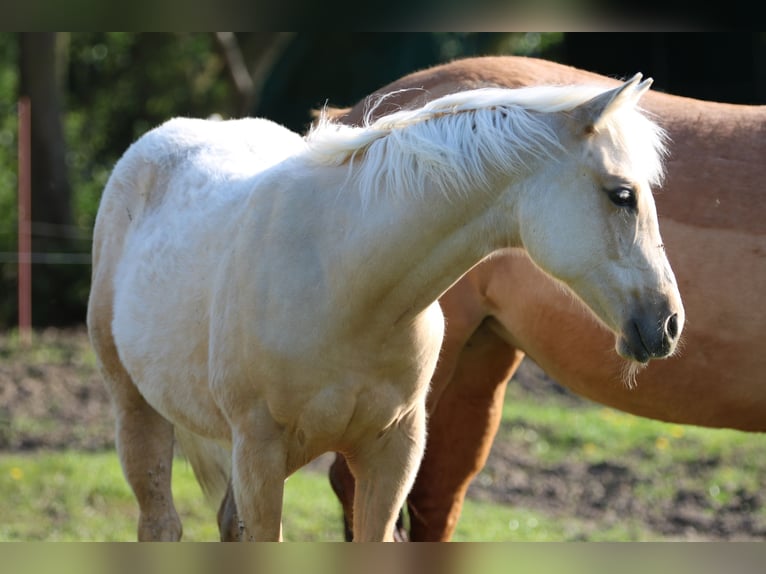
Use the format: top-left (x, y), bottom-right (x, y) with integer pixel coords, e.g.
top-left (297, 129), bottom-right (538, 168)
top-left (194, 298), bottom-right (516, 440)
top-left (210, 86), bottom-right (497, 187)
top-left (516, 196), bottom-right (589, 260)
top-left (87, 75), bottom-right (682, 541)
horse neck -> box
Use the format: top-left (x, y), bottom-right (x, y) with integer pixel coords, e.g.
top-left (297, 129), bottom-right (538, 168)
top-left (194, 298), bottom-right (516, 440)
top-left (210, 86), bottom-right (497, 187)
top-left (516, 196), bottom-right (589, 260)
top-left (303, 105), bottom-right (560, 333)
top-left (331, 167), bottom-right (522, 331)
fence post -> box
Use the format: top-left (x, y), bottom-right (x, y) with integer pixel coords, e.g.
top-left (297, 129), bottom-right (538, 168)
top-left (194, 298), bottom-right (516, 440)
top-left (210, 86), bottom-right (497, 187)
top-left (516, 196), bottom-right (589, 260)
top-left (18, 96), bottom-right (31, 344)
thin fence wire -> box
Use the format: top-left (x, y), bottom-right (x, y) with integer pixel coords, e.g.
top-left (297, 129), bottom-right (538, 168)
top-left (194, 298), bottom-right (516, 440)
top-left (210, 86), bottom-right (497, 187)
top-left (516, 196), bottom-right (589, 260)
top-left (0, 252), bottom-right (92, 264)
top-left (1, 220), bottom-right (94, 265)
top-left (0, 226), bottom-right (93, 264)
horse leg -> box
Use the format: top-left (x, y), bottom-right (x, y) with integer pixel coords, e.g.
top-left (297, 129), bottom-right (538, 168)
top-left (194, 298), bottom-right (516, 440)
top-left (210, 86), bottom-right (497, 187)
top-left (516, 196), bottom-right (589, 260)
top-left (329, 453), bottom-right (409, 542)
top-left (88, 282), bottom-right (182, 542)
top-left (89, 323), bottom-right (181, 540)
top-left (408, 323), bottom-right (523, 541)
top-left (115, 392), bottom-right (181, 541)
top-left (229, 411), bottom-right (287, 541)
top-left (347, 403), bottom-right (426, 542)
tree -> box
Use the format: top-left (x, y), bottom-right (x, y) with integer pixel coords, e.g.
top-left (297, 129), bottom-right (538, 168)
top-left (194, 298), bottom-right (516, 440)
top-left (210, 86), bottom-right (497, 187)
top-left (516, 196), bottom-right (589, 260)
top-left (18, 33), bottom-right (72, 235)
top-left (214, 32), bottom-right (295, 117)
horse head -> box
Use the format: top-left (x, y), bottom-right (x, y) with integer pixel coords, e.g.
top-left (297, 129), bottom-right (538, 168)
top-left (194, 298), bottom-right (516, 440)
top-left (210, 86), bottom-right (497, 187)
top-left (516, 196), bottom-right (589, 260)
top-left (513, 75), bottom-right (684, 366)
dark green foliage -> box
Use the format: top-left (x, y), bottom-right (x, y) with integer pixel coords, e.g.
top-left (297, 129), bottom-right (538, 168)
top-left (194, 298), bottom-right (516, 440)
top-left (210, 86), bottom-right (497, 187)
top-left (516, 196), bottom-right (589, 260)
top-left (1, 33), bottom-right (236, 328)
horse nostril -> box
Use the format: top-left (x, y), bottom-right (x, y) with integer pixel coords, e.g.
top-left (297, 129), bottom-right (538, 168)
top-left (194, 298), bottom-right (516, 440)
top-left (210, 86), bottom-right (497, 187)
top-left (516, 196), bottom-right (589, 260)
top-left (665, 313), bottom-right (679, 340)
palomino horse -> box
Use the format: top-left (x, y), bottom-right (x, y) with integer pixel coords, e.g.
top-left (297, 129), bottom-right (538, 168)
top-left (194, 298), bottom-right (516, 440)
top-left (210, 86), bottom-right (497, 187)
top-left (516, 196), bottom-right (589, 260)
top-left (88, 76), bottom-right (683, 541)
top-left (321, 56), bottom-right (766, 541)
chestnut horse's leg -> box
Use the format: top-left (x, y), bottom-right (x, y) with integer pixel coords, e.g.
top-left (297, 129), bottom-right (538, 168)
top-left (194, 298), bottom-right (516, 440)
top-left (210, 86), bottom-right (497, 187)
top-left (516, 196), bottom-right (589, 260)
top-left (346, 403), bottom-right (426, 542)
top-left (407, 322), bottom-right (523, 541)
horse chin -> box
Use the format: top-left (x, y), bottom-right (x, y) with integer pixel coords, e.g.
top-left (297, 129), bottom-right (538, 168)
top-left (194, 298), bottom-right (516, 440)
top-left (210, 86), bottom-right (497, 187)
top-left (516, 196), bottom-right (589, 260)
top-left (615, 335), bottom-right (650, 389)
top-left (616, 350), bottom-right (648, 389)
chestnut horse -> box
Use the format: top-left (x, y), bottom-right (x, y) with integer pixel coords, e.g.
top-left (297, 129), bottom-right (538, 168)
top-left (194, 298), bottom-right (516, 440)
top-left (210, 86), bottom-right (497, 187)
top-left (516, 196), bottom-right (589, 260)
top-left (88, 76), bottom-right (681, 540)
top-left (321, 56), bottom-right (766, 541)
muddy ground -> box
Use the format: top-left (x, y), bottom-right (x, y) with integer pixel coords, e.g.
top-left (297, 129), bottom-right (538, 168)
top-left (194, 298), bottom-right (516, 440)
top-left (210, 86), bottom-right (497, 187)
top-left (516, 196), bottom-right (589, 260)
top-left (1, 328), bottom-right (764, 540)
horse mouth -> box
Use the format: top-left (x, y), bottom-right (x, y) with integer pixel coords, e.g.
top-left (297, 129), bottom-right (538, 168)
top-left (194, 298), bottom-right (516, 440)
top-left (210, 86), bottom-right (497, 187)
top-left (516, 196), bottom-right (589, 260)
top-left (616, 321), bottom-right (654, 364)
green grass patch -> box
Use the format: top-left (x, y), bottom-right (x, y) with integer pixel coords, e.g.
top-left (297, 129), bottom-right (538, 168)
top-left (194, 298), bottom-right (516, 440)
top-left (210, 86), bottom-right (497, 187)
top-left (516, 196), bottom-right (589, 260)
top-left (0, 451), bottom-right (346, 542)
top-left (502, 384), bottom-right (764, 467)
top-left (0, 451), bottom-right (141, 541)
top-left (0, 328), bottom-right (97, 369)
top-left (0, 449), bottom-right (653, 542)
top-left (454, 499), bottom-right (655, 541)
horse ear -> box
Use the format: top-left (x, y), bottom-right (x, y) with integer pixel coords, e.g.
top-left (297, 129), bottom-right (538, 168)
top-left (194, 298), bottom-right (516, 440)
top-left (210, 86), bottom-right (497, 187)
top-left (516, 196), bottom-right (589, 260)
top-left (576, 73), bottom-right (653, 133)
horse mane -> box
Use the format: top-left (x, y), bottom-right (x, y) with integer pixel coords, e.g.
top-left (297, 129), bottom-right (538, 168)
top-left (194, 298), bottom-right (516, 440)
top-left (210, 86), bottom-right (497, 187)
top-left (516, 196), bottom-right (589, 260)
top-left (304, 85), bottom-right (667, 206)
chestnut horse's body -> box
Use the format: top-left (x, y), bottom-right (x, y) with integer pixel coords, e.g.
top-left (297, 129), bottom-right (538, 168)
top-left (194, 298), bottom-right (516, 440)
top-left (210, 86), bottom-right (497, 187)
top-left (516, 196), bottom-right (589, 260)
top-left (326, 56), bottom-right (766, 541)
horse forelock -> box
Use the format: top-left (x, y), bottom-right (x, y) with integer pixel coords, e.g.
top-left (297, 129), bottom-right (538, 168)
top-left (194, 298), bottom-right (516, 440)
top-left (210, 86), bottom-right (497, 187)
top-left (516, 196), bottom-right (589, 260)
top-left (304, 84), bottom-right (667, 204)
top-left (597, 106), bottom-right (669, 188)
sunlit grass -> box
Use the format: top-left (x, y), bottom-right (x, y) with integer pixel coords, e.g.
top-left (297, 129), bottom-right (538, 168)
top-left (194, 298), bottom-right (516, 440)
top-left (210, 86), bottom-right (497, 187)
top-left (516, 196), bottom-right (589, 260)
top-left (0, 451), bottom-right (344, 542)
top-left (501, 384), bottom-right (763, 467)
top-left (0, 451), bottom-right (140, 541)
top-left (454, 500), bottom-right (657, 541)
top-left (0, 328), bottom-right (97, 369)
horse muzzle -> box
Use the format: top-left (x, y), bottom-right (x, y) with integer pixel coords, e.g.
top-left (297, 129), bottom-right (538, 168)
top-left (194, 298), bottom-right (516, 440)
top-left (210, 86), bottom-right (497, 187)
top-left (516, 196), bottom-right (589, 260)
top-left (617, 307), bottom-right (684, 364)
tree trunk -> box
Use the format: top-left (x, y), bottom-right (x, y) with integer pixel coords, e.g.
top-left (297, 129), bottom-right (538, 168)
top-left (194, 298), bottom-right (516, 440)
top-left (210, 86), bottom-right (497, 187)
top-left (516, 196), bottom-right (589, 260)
top-left (18, 33), bottom-right (79, 327)
top-left (18, 32), bottom-right (72, 235)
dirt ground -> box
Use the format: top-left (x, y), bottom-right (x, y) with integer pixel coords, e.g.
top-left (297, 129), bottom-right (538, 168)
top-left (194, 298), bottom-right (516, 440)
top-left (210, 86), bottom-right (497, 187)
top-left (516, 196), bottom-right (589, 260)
top-left (1, 328), bottom-right (764, 540)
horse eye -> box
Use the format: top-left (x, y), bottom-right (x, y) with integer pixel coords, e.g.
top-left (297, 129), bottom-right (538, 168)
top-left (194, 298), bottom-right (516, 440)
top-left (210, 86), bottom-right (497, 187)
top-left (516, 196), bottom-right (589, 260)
top-left (608, 187), bottom-right (637, 209)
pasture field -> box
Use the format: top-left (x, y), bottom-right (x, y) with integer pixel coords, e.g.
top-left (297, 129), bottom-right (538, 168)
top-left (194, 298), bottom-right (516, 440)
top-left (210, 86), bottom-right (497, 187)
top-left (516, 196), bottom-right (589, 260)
top-left (1, 328), bottom-right (764, 541)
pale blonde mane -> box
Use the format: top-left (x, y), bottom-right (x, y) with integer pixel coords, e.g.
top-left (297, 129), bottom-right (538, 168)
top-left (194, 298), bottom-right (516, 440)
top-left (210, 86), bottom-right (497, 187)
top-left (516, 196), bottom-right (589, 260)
top-left (304, 85), bottom-right (667, 207)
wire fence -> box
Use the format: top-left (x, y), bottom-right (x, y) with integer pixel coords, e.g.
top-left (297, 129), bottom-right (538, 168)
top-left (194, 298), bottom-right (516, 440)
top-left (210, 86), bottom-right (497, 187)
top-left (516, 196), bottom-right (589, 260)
top-left (0, 252), bottom-right (92, 264)
top-left (0, 222), bottom-right (93, 265)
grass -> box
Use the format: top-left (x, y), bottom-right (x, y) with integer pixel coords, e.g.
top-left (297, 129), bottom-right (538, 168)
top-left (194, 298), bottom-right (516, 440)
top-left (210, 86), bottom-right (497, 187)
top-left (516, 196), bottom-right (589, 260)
top-left (502, 383), bottom-right (760, 466)
top-left (0, 451), bottom-right (352, 542)
top-left (0, 449), bottom-right (646, 542)
top-left (454, 502), bottom-right (654, 542)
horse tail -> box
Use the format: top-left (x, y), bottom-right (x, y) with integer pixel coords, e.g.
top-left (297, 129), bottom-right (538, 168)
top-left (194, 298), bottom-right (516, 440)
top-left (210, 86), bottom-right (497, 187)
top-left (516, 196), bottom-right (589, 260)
top-left (174, 427), bottom-right (231, 505)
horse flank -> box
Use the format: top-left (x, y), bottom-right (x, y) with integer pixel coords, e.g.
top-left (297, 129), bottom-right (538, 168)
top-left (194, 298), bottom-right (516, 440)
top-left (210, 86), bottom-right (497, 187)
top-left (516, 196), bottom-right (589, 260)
top-left (304, 85), bottom-right (668, 209)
